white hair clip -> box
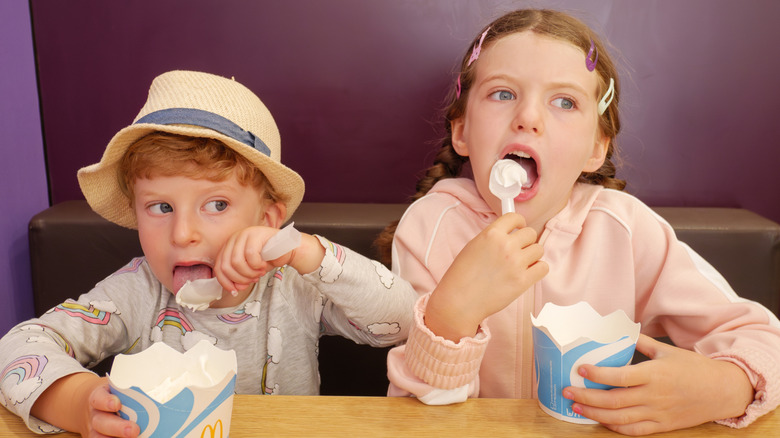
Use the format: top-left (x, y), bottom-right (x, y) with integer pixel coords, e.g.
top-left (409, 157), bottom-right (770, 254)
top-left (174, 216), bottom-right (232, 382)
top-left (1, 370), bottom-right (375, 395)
top-left (598, 78), bottom-right (615, 115)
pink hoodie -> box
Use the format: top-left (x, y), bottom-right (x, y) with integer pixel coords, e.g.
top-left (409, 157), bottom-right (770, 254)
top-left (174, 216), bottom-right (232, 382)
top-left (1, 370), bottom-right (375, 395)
top-left (387, 178), bottom-right (780, 428)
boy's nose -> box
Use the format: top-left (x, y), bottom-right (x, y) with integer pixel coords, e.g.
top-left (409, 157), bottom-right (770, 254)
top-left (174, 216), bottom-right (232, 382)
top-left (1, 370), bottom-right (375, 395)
top-left (171, 213), bottom-right (201, 246)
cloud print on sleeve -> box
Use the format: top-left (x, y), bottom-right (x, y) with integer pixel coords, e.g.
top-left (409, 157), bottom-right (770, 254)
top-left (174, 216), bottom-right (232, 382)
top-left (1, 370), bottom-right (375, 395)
top-left (318, 239), bottom-right (346, 283)
top-left (372, 261), bottom-right (394, 288)
top-left (367, 322), bottom-right (401, 336)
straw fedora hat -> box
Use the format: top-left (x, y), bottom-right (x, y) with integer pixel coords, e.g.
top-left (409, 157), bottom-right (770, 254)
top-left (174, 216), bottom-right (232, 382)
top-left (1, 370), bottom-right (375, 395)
top-left (77, 70), bottom-right (304, 229)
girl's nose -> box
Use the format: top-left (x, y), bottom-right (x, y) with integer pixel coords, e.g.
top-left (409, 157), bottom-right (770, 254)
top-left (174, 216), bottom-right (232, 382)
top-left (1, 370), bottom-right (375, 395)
top-left (514, 99), bottom-right (544, 134)
top-left (171, 213), bottom-right (201, 246)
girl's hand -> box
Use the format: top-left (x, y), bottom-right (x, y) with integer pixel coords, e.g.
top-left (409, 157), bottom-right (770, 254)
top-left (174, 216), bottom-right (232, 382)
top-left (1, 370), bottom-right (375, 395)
top-left (425, 213), bottom-right (548, 341)
top-left (215, 226), bottom-right (325, 292)
top-left (563, 334), bottom-right (755, 436)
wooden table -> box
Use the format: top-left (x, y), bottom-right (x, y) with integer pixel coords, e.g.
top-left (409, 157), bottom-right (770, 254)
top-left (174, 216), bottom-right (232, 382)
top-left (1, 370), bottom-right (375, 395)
top-left (1, 394), bottom-right (777, 437)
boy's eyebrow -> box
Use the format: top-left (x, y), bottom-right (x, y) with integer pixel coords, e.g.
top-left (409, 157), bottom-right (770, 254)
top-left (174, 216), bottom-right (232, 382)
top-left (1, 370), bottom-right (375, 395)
top-left (134, 180), bottom-right (247, 197)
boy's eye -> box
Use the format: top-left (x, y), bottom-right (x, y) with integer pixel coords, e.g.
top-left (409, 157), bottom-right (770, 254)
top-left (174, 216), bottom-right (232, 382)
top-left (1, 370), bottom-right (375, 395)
top-left (149, 203), bottom-right (173, 214)
top-left (489, 90), bottom-right (515, 101)
top-left (551, 97), bottom-right (575, 110)
top-left (205, 200), bottom-right (228, 213)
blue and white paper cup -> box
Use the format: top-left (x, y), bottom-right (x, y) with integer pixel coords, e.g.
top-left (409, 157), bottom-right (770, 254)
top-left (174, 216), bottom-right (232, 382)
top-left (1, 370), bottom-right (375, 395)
top-left (108, 340), bottom-right (237, 437)
top-left (531, 302), bottom-right (640, 424)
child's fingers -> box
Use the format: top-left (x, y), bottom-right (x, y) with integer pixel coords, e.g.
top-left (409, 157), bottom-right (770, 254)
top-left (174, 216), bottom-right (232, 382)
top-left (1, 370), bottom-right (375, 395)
top-left (213, 246), bottom-right (239, 291)
top-left (633, 333), bottom-right (667, 360)
top-left (212, 267), bottom-right (237, 293)
top-left (88, 382), bottom-right (119, 413)
top-left (92, 410), bottom-right (140, 438)
top-left (89, 383), bottom-right (140, 437)
top-left (516, 231), bottom-right (544, 258)
top-left (563, 359), bottom-right (654, 420)
top-left (237, 230), bottom-right (275, 269)
top-left (491, 214), bottom-right (540, 251)
top-left (573, 335), bottom-right (662, 390)
top-left (214, 263), bottom-right (256, 292)
top-left (525, 258), bottom-right (549, 283)
top-left (566, 377), bottom-right (644, 409)
top-left (577, 358), bottom-right (651, 390)
top-left (565, 385), bottom-right (666, 435)
top-left (509, 225), bottom-right (538, 247)
top-left (217, 233), bottom-right (268, 285)
top-left (492, 212), bottom-right (528, 232)
top-left (213, 256), bottom-right (249, 292)
top-left (573, 400), bottom-right (655, 432)
top-left (225, 234), bottom-right (255, 277)
top-left (603, 420), bottom-right (665, 437)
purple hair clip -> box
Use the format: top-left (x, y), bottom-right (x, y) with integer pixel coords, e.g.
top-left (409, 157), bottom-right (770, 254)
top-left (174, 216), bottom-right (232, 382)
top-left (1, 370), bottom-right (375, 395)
top-left (467, 27), bottom-right (490, 67)
top-left (586, 39), bottom-right (598, 72)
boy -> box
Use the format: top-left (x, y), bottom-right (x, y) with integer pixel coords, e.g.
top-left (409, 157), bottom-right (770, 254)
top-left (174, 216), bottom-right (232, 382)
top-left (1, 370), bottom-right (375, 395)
top-left (0, 70), bottom-right (417, 437)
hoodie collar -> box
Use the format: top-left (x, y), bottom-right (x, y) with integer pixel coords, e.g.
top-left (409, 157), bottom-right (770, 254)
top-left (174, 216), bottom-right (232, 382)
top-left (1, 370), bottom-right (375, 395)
top-left (431, 178), bottom-right (604, 237)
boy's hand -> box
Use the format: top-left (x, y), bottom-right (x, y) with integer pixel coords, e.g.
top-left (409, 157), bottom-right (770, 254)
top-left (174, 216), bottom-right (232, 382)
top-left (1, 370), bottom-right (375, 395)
top-left (84, 380), bottom-right (140, 437)
top-left (215, 226), bottom-right (286, 292)
top-left (215, 226), bottom-right (325, 292)
top-left (425, 213), bottom-right (548, 341)
top-left (31, 373), bottom-right (139, 438)
top-left (562, 334), bottom-right (755, 436)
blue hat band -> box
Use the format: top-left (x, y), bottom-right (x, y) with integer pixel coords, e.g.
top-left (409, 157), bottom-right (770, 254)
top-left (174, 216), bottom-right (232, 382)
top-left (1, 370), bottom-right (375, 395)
top-left (134, 108), bottom-right (271, 157)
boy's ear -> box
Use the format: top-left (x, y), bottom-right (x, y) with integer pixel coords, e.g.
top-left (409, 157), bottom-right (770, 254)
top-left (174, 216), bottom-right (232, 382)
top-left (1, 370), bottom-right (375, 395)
top-left (583, 134), bottom-right (610, 172)
top-left (450, 118), bottom-right (469, 157)
top-left (263, 201), bottom-right (287, 229)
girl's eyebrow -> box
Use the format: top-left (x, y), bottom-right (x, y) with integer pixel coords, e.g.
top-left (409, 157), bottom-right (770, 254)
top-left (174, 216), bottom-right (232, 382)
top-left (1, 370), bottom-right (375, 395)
top-left (479, 72), bottom-right (513, 85)
top-left (479, 73), bottom-right (593, 97)
top-left (546, 81), bottom-right (591, 97)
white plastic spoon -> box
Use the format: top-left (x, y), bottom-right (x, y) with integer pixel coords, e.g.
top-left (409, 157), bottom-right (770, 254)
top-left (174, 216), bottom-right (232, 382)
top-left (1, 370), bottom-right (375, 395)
top-left (489, 159), bottom-right (528, 215)
top-left (176, 222), bottom-right (301, 311)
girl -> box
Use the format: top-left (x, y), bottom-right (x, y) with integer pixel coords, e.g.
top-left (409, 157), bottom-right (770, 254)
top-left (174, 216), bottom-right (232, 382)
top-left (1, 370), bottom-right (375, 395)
top-left (379, 9), bottom-right (780, 435)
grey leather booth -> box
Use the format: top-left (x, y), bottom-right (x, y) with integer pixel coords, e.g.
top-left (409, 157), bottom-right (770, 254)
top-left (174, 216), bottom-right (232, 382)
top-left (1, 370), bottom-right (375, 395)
top-left (28, 201), bottom-right (780, 395)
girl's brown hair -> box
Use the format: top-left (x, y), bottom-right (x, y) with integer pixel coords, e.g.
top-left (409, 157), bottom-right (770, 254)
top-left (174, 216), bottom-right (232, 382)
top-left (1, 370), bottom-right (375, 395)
top-left (119, 132), bottom-right (284, 206)
top-left (375, 9), bottom-right (624, 265)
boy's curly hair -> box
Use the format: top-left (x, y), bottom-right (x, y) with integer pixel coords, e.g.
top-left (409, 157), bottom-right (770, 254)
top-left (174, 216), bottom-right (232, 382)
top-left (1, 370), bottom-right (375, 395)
top-left (119, 132), bottom-right (285, 207)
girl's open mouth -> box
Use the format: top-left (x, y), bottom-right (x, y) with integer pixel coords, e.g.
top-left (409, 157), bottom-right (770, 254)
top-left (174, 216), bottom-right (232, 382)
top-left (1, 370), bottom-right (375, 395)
top-left (503, 151), bottom-right (538, 189)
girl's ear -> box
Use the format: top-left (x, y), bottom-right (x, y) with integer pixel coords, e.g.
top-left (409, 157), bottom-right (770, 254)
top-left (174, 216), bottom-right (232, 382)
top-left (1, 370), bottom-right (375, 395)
top-left (263, 201), bottom-right (287, 229)
top-left (450, 118), bottom-right (470, 157)
top-left (583, 134), bottom-right (610, 172)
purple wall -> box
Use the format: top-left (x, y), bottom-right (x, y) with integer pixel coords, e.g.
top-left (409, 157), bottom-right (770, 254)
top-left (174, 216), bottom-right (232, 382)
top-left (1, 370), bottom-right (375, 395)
top-left (1, 0), bottom-right (49, 332)
top-left (4, 1), bottom-right (779, 331)
top-left (30, 0), bottom-right (780, 226)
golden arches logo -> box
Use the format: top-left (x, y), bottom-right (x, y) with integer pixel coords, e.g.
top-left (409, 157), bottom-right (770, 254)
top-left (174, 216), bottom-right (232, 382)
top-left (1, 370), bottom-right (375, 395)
top-left (200, 419), bottom-right (223, 438)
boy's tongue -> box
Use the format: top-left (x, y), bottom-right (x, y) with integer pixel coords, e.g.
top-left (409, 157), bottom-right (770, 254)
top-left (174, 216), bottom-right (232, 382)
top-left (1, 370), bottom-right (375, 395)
top-left (173, 265), bottom-right (213, 294)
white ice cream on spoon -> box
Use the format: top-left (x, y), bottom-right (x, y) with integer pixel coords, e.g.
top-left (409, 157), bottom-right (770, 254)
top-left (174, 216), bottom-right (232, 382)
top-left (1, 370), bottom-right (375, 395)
top-left (176, 223), bottom-right (301, 311)
top-left (175, 277), bottom-right (223, 312)
top-left (489, 159), bottom-right (528, 215)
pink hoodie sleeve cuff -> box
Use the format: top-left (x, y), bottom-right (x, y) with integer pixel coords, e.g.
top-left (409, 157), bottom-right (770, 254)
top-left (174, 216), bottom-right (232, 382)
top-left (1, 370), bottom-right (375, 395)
top-left (710, 348), bottom-right (780, 428)
top-left (403, 293), bottom-right (490, 390)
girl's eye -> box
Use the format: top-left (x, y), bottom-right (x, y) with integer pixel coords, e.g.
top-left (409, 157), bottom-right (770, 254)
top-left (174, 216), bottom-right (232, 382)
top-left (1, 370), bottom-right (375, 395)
top-left (205, 200), bottom-right (228, 213)
top-left (551, 97), bottom-right (575, 110)
top-left (149, 203), bottom-right (173, 214)
top-left (489, 90), bottom-right (515, 101)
